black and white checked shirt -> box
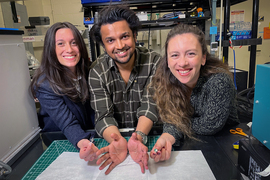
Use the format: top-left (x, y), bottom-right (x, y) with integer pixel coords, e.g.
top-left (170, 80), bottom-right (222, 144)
top-left (89, 47), bottom-right (161, 137)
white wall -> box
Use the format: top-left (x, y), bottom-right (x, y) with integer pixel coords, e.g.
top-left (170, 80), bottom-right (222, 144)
top-left (24, 0), bottom-right (84, 26)
top-left (0, 3), bottom-right (4, 27)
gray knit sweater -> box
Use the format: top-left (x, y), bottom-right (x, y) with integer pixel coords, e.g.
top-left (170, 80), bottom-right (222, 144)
top-left (163, 73), bottom-right (239, 145)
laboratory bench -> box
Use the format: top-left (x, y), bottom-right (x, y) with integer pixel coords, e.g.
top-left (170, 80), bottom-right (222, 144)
top-left (3, 122), bottom-right (258, 180)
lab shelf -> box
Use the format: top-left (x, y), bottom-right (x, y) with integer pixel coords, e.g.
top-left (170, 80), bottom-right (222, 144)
top-left (82, 0), bottom-right (212, 61)
top-left (222, 38), bottom-right (262, 47)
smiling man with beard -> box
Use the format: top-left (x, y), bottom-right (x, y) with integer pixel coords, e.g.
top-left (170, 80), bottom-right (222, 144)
top-left (78, 5), bottom-right (161, 175)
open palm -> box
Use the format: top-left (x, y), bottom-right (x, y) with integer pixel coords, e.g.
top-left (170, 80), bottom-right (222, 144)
top-left (96, 133), bottom-right (128, 175)
top-left (128, 132), bottom-right (149, 173)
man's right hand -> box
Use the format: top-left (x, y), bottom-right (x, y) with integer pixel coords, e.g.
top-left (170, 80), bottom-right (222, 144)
top-left (78, 139), bottom-right (99, 161)
top-left (96, 133), bottom-right (128, 175)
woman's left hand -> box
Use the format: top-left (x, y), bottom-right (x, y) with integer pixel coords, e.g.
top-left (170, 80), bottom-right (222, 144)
top-left (150, 133), bottom-right (174, 162)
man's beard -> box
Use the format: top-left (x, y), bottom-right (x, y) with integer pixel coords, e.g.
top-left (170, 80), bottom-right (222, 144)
top-left (113, 50), bottom-right (134, 64)
top-left (106, 45), bottom-right (135, 65)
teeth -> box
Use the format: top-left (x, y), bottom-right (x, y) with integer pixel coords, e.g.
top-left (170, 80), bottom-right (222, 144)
top-left (178, 70), bottom-right (190, 74)
top-left (117, 50), bottom-right (127, 54)
top-left (65, 56), bottom-right (75, 59)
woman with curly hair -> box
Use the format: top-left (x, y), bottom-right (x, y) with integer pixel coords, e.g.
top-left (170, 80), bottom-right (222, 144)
top-left (150, 24), bottom-right (239, 162)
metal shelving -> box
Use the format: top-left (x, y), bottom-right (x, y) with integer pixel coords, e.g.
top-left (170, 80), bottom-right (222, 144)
top-left (82, 0), bottom-right (212, 61)
top-left (222, 0), bottom-right (260, 88)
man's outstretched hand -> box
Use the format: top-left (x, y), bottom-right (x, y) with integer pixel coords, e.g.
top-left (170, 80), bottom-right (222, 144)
top-left (96, 133), bottom-right (128, 175)
top-left (128, 132), bottom-right (149, 173)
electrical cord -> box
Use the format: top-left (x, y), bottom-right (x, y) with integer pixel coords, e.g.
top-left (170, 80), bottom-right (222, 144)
top-left (246, 84), bottom-right (255, 108)
top-left (229, 37), bottom-right (242, 90)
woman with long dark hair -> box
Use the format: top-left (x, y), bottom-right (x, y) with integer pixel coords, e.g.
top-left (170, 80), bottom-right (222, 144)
top-left (30, 22), bottom-right (96, 159)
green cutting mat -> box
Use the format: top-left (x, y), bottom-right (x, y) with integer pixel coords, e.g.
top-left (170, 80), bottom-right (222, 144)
top-left (22, 136), bottom-right (160, 180)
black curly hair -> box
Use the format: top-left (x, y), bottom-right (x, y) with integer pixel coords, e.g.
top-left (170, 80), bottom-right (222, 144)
top-left (90, 5), bottom-right (141, 46)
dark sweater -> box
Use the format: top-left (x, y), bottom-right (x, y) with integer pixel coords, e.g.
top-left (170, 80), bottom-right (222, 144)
top-left (36, 77), bottom-right (95, 148)
top-left (163, 73), bottom-right (239, 145)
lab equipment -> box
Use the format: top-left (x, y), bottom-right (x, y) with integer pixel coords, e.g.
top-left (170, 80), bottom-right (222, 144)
top-left (210, 42), bottom-right (218, 51)
top-left (252, 64), bottom-right (270, 150)
top-left (238, 139), bottom-right (270, 180)
top-left (0, 29), bottom-right (40, 166)
top-left (29, 16), bottom-right (50, 26)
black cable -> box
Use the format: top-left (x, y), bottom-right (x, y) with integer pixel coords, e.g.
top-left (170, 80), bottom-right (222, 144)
top-left (246, 84), bottom-right (255, 107)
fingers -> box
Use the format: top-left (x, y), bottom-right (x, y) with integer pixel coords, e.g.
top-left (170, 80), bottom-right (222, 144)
top-left (137, 150), bottom-right (149, 173)
top-left (150, 146), bottom-right (161, 159)
top-left (165, 142), bottom-right (172, 160)
top-left (96, 146), bottom-right (109, 156)
top-left (79, 148), bottom-right (87, 159)
top-left (79, 142), bottom-right (98, 161)
top-left (150, 145), bottom-right (164, 162)
top-left (88, 144), bottom-right (99, 161)
top-left (79, 140), bottom-right (90, 159)
top-left (138, 161), bottom-right (145, 173)
top-left (83, 142), bottom-right (93, 160)
top-left (105, 162), bottom-right (117, 175)
top-left (89, 155), bottom-right (95, 162)
top-left (96, 152), bottom-right (110, 165)
top-left (152, 147), bottom-right (171, 162)
top-left (159, 148), bottom-right (166, 161)
top-left (99, 156), bottom-right (113, 170)
top-left (150, 136), bottom-right (167, 160)
top-left (154, 151), bottom-right (161, 162)
top-left (142, 147), bottom-right (149, 165)
top-left (142, 151), bottom-right (149, 171)
top-left (110, 133), bottom-right (120, 141)
top-left (130, 132), bottom-right (137, 140)
top-left (130, 143), bottom-right (148, 174)
top-left (98, 156), bottom-right (119, 175)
